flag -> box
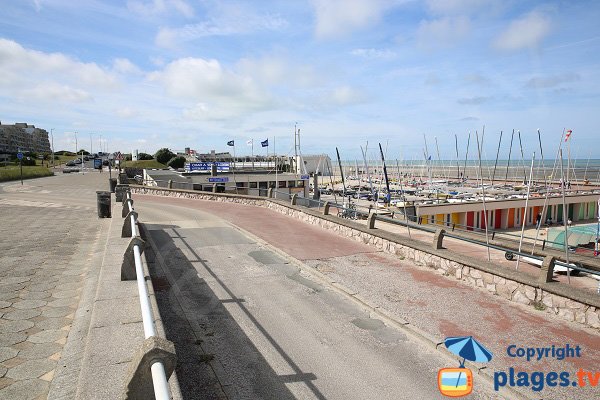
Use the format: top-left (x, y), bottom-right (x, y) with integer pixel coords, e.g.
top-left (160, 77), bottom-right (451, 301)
top-left (261, 139), bottom-right (269, 147)
top-left (227, 140), bottom-right (234, 146)
top-left (427, 155), bottom-right (432, 160)
top-left (565, 130), bottom-right (572, 142)
top-left (246, 139), bottom-right (253, 146)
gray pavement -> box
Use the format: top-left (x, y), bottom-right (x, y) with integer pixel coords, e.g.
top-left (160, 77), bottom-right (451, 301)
top-left (137, 194), bottom-right (600, 400)
top-left (135, 199), bottom-right (501, 400)
top-left (0, 173), bottom-right (111, 400)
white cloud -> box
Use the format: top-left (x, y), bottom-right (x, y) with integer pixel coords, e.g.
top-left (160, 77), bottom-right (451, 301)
top-left (155, 11), bottom-right (287, 48)
top-left (0, 38), bottom-right (118, 104)
top-left (113, 58), bottom-right (142, 75)
top-left (525, 73), bottom-right (580, 89)
top-left (236, 56), bottom-right (321, 88)
top-left (127, 0), bottom-right (194, 18)
top-left (417, 17), bottom-right (471, 49)
top-left (325, 86), bottom-right (368, 106)
top-left (21, 82), bottom-right (92, 103)
top-left (426, 0), bottom-right (501, 16)
top-left (311, 0), bottom-right (392, 39)
top-left (350, 48), bottom-right (396, 59)
top-left (115, 107), bottom-right (139, 118)
top-left (493, 11), bottom-right (551, 51)
top-left (149, 57), bottom-right (275, 120)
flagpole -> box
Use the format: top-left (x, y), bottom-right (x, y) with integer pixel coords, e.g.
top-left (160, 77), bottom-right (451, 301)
top-left (275, 136), bottom-right (278, 193)
top-left (251, 139), bottom-right (254, 169)
top-left (233, 144), bottom-right (238, 194)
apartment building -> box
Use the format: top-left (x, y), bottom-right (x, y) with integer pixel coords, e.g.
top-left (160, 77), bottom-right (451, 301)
top-left (0, 121), bottom-right (51, 154)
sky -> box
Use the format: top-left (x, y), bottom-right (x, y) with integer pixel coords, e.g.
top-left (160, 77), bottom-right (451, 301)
top-left (1, 0), bottom-right (600, 161)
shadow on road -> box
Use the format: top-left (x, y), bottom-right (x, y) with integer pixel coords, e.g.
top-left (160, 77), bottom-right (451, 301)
top-left (142, 223), bottom-right (324, 400)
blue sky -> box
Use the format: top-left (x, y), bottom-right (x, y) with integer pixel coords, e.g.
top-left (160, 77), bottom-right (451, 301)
top-left (1, 0), bottom-right (599, 160)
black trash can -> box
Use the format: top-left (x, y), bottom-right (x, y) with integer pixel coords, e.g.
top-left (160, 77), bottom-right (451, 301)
top-left (109, 178), bottom-right (117, 193)
top-left (96, 191), bottom-right (111, 218)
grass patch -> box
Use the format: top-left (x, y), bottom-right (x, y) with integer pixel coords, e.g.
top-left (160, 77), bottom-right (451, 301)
top-left (532, 300), bottom-right (547, 311)
top-left (0, 166), bottom-right (53, 182)
top-left (121, 160), bottom-right (166, 169)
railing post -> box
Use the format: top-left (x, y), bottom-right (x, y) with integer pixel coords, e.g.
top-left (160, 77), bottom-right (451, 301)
top-left (121, 211), bottom-right (139, 238)
top-left (367, 213), bottom-right (376, 229)
top-left (121, 237), bottom-right (145, 281)
top-left (122, 198), bottom-right (134, 218)
top-left (542, 240), bottom-right (546, 251)
top-left (167, 180), bottom-right (173, 189)
top-left (323, 201), bottom-right (331, 215)
top-left (433, 228), bottom-right (446, 250)
top-left (291, 193), bottom-right (298, 205)
top-left (492, 231), bottom-right (496, 240)
top-left (538, 256), bottom-right (556, 283)
top-left (267, 187), bottom-right (273, 198)
top-left (122, 333), bottom-right (176, 400)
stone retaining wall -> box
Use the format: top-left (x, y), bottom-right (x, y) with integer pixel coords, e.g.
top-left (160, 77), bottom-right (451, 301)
top-left (131, 186), bottom-right (600, 331)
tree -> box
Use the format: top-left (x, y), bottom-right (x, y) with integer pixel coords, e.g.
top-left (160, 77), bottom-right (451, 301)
top-left (78, 149), bottom-right (90, 155)
top-left (138, 153), bottom-right (153, 160)
top-left (154, 148), bottom-right (176, 164)
top-left (167, 156), bottom-right (186, 169)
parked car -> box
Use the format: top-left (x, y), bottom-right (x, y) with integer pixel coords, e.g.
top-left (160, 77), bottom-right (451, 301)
top-left (74, 159), bottom-right (82, 164)
top-left (66, 160), bottom-right (76, 166)
top-left (102, 160), bottom-right (109, 166)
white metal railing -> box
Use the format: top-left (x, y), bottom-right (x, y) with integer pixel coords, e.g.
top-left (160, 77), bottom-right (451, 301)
top-left (125, 192), bottom-right (171, 399)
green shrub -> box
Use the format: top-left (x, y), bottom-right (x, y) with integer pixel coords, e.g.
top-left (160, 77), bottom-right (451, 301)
top-left (167, 156), bottom-right (186, 169)
top-left (138, 153), bottom-right (153, 160)
top-left (155, 148), bottom-right (176, 164)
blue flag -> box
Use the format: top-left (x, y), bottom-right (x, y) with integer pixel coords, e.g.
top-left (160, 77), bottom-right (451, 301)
top-left (261, 139), bottom-right (269, 147)
top-left (227, 140), bottom-right (234, 146)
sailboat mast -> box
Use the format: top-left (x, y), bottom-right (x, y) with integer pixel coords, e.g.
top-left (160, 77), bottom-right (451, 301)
top-left (336, 147), bottom-right (347, 196)
top-left (491, 131), bottom-right (503, 186)
top-left (455, 134), bottom-right (460, 181)
top-left (504, 129), bottom-right (515, 185)
top-left (379, 143), bottom-right (391, 204)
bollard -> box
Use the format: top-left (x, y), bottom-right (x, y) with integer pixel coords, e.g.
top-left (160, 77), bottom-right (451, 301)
top-left (122, 336), bottom-right (177, 400)
top-left (115, 185), bottom-right (130, 202)
top-left (323, 201), bottom-right (331, 215)
top-left (167, 180), bottom-right (173, 189)
top-left (121, 237), bottom-right (145, 281)
top-left (96, 191), bottom-right (112, 218)
top-left (267, 187), bottom-right (273, 198)
top-left (538, 256), bottom-right (556, 283)
top-left (121, 211), bottom-right (139, 238)
top-left (433, 228), bottom-right (445, 250)
top-left (122, 198), bottom-right (134, 218)
top-left (291, 193), bottom-right (298, 205)
top-left (109, 178), bottom-right (117, 193)
top-left (367, 213), bottom-right (376, 229)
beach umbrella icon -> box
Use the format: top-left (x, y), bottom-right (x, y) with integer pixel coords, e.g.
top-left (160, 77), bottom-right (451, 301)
top-left (444, 336), bottom-right (493, 390)
top-left (444, 336), bottom-right (493, 366)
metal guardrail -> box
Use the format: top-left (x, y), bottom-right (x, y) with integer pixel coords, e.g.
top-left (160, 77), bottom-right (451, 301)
top-left (124, 192), bottom-right (171, 399)
top-left (299, 195), bottom-right (600, 284)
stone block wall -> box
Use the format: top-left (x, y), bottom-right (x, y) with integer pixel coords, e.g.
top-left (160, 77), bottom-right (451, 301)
top-left (131, 186), bottom-right (600, 330)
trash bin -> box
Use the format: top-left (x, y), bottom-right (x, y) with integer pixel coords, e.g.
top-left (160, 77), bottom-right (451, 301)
top-left (109, 178), bottom-right (117, 193)
top-left (96, 191), bottom-right (111, 218)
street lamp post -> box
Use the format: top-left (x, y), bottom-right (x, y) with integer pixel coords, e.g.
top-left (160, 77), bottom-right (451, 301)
top-left (50, 129), bottom-right (54, 168)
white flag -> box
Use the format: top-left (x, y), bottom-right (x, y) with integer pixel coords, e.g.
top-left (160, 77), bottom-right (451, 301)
top-left (246, 139), bottom-right (253, 146)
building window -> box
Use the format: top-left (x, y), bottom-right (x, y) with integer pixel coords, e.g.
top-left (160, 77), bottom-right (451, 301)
top-left (250, 182), bottom-right (257, 188)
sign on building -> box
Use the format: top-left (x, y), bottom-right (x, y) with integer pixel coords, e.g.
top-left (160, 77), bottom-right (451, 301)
top-left (185, 162), bottom-right (230, 172)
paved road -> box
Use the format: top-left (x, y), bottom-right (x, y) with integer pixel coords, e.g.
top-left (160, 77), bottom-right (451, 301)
top-left (0, 172), bottom-right (110, 399)
top-left (135, 198), bottom-right (500, 399)
top-left (137, 194), bottom-right (600, 400)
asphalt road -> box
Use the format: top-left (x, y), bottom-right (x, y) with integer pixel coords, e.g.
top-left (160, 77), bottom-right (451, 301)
top-left (135, 200), bottom-right (501, 400)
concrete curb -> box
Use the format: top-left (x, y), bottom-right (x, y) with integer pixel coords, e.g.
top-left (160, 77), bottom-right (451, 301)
top-left (223, 219), bottom-right (532, 400)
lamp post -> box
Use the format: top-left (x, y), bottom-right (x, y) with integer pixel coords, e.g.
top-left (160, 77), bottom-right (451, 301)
top-left (90, 133), bottom-right (93, 156)
top-left (50, 129), bottom-right (54, 168)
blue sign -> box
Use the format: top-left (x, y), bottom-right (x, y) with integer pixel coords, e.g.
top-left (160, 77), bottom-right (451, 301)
top-left (300, 174), bottom-right (310, 180)
top-left (93, 158), bottom-right (102, 169)
top-left (17, 152), bottom-right (23, 160)
top-left (186, 162), bottom-right (230, 172)
top-left (208, 177), bottom-right (229, 183)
